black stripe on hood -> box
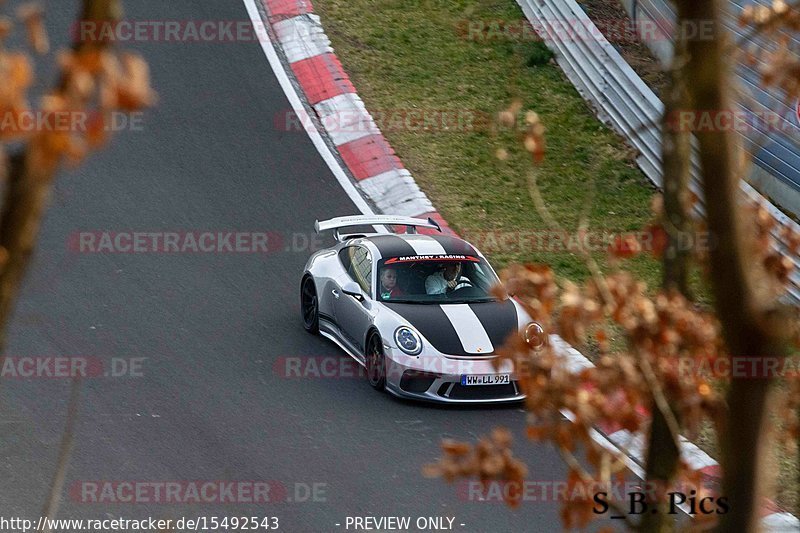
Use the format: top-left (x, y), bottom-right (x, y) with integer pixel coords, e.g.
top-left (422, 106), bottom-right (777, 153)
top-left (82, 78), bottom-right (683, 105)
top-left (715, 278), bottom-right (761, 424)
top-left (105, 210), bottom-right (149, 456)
top-left (384, 303), bottom-right (468, 356)
top-left (384, 300), bottom-right (518, 357)
top-left (468, 299), bottom-right (518, 349)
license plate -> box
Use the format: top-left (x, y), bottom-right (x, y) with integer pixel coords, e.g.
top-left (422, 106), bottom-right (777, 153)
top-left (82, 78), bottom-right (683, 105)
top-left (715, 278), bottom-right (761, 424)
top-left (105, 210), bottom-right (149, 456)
top-left (460, 374), bottom-right (511, 386)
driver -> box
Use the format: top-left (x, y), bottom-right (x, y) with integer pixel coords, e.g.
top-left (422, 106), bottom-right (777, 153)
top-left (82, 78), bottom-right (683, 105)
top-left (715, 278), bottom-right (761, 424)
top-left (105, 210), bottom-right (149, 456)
top-left (425, 262), bottom-right (471, 295)
top-left (379, 267), bottom-right (404, 299)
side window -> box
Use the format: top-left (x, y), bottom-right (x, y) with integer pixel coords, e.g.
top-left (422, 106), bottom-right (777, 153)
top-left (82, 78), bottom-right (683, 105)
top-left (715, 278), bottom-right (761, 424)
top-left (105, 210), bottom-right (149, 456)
top-left (351, 246), bottom-right (372, 293)
top-left (339, 246), bottom-right (372, 294)
top-left (338, 247), bottom-right (352, 273)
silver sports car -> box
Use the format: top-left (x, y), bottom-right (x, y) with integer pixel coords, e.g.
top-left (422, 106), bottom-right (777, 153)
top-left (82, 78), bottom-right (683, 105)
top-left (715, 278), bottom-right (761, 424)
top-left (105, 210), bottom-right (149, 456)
top-left (300, 215), bottom-right (545, 403)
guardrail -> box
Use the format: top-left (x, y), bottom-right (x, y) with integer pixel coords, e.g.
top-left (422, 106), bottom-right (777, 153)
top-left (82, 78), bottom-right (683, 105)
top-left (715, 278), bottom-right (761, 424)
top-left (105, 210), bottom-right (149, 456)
top-left (620, 0), bottom-right (800, 212)
top-left (516, 0), bottom-right (800, 304)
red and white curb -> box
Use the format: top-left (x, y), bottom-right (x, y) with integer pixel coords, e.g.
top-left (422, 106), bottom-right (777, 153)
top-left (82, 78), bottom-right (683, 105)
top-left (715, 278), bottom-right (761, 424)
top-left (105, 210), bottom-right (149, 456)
top-left (258, 0), bottom-right (454, 234)
top-left (244, 0), bottom-right (798, 528)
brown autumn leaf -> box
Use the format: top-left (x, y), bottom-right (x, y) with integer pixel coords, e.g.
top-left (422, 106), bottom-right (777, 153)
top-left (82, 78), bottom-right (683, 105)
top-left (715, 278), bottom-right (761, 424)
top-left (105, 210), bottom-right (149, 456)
top-left (16, 3), bottom-right (49, 55)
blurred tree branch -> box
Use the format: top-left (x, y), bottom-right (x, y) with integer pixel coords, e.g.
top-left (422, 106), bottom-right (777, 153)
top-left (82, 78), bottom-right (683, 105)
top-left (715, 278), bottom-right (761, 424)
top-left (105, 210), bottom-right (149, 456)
top-left (0, 0), bottom-right (153, 350)
top-left (672, 0), bottom-right (794, 530)
top-left (39, 378), bottom-right (81, 533)
top-left (0, 1), bottom-right (154, 528)
top-left (641, 33), bottom-right (693, 533)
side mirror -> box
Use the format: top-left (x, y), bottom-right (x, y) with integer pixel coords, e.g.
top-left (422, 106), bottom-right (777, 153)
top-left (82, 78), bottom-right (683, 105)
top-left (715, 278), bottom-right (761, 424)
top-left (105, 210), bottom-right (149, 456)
top-left (341, 280), bottom-right (365, 301)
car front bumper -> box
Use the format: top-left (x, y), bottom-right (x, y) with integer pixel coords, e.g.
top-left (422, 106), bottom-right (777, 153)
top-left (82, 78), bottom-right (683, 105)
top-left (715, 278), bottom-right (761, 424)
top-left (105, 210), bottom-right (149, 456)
top-left (383, 349), bottom-right (525, 404)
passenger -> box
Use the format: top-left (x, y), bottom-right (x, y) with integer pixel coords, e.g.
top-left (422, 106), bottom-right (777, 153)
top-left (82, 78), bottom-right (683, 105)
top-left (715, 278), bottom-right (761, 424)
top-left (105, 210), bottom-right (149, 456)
top-left (379, 267), bottom-right (404, 299)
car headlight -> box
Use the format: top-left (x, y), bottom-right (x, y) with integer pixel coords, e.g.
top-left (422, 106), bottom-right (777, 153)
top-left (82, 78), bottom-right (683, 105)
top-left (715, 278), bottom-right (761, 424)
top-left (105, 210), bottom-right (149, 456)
top-left (394, 326), bottom-right (423, 355)
top-left (524, 322), bottom-right (546, 350)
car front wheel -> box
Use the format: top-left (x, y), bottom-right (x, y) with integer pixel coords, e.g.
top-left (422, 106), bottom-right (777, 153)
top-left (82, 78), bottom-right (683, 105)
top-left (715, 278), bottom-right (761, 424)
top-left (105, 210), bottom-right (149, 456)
top-left (366, 332), bottom-right (386, 391)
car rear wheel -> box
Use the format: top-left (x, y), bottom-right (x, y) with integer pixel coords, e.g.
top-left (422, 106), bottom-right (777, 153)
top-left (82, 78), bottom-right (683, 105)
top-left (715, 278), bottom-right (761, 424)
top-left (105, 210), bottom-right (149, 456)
top-left (301, 277), bottom-right (319, 334)
top-left (366, 332), bottom-right (386, 391)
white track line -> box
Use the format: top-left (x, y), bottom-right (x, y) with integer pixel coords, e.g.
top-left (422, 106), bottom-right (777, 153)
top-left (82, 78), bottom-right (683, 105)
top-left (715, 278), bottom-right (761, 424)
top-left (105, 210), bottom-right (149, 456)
top-left (242, 0), bottom-right (385, 228)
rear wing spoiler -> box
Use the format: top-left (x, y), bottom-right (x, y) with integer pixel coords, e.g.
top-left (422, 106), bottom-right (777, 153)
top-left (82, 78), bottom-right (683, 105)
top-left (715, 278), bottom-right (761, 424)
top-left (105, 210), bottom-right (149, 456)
top-left (315, 215), bottom-right (441, 241)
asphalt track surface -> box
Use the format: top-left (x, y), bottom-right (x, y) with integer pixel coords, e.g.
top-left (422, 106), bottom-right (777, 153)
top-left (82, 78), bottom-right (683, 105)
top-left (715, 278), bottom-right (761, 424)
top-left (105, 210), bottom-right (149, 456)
top-left (0, 1), bottom-right (626, 531)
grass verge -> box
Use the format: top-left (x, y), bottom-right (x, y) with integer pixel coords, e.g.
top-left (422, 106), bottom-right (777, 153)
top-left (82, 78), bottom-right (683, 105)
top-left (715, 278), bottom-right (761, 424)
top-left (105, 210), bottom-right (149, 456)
top-left (314, 0), bottom-right (665, 289)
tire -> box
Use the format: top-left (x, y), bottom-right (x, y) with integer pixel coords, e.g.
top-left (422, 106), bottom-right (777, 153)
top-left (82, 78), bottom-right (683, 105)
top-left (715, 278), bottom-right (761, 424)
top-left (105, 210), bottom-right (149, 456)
top-left (301, 276), bottom-right (319, 334)
top-left (365, 332), bottom-right (386, 391)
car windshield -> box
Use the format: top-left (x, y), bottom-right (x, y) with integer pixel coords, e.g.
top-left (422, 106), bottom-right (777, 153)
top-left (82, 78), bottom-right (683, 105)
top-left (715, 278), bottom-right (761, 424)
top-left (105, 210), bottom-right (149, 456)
top-left (376, 254), bottom-right (500, 303)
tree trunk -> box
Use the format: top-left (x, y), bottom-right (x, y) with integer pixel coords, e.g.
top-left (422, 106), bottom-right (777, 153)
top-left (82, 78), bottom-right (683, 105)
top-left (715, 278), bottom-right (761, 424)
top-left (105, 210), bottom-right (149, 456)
top-left (671, 0), bottom-right (790, 531)
top-left (641, 37), bottom-right (691, 533)
top-left (660, 39), bottom-right (692, 298)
